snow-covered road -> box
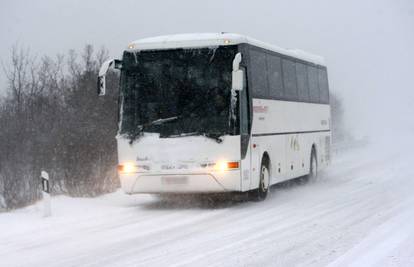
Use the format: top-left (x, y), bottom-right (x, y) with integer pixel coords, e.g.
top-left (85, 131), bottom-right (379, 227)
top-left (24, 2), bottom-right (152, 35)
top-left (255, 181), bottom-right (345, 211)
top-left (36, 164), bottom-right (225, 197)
top-left (1, 140), bottom-right (414, 267)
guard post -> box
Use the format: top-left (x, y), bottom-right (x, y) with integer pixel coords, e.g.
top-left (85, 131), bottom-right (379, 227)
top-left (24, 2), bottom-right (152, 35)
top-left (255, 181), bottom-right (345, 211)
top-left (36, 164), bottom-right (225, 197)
top-left (41, 170), bottom-right (51, 217)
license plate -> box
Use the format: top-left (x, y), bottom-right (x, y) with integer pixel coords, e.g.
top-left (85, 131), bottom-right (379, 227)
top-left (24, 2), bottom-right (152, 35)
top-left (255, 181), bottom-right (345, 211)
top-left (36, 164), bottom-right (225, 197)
top-left (161, 176), bottom-right (188, 185)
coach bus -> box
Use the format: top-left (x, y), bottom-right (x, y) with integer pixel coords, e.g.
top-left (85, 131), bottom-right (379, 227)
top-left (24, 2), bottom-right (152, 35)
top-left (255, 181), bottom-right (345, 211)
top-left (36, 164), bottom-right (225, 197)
top-left (98, 33), bottom-right (331, 201)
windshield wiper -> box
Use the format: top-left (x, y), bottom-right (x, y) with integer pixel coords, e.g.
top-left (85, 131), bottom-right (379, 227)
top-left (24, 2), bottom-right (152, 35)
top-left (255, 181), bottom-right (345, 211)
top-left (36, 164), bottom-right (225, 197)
top-left (157, 112), bottom-right (224, 143)
top-left (203, 133), bottom-right (223, 143)
top-left (162, 131), bottom-right (223, 143)
top-left (137, 116), bottom-right (178, 131)
top-left (130, 116), bottom-right (179, 143)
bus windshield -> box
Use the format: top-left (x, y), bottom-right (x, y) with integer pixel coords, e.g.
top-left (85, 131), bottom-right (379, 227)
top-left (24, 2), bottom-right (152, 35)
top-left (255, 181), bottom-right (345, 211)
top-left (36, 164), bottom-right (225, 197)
top-left (119, 46), bottom-right (238, 142)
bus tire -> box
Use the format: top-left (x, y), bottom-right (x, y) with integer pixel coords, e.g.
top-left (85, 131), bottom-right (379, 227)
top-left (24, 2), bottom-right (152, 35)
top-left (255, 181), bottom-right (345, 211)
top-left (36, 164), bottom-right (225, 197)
top-left (300, 148), bottom-right (317, 184)
top-left (308, 148), bottom-right (318, 180)
top-left (249, 159), bottom-right (270, 201)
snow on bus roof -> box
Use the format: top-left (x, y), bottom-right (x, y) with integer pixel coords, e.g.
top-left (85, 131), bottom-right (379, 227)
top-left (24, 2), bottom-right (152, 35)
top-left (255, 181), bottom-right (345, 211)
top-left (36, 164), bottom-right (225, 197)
top-left (128, 33), bottom-right (325, 66)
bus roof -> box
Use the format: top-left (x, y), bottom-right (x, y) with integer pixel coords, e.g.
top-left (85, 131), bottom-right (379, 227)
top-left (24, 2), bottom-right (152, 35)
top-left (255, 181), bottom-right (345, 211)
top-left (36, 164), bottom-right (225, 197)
top-left (128, 33), bottom-right (325, 66)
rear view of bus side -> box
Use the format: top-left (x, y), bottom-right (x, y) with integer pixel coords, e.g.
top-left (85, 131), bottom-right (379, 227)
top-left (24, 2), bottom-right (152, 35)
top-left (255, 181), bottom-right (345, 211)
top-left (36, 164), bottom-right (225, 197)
top-left (98, 33), bottom-right (331, 201)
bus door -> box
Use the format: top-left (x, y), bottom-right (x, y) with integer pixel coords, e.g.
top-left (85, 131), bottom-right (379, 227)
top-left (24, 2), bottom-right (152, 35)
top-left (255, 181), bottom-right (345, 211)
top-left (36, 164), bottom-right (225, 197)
top-left (239, 81), bottom-right (252, 191)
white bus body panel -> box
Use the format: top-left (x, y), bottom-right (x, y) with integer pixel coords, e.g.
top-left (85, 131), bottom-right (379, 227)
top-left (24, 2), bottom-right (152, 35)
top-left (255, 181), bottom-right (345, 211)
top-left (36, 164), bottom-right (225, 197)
top-left (117, 135), bottom-right (242, 194)
top-left (117, 99), bottom-right (331, 194)
top-left (250, 99), bottom-right (331, 190)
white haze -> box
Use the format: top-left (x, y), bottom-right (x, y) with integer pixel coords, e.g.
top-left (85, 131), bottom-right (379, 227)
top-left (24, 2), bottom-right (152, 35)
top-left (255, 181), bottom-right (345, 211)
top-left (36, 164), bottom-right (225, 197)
top-left (1, 0), bottom-right (413, 138)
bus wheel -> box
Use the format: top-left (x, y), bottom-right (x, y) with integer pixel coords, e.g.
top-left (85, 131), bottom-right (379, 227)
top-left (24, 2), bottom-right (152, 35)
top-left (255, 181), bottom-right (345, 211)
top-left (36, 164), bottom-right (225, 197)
top-left (249, 161), bottom-right (270, 201)
top-left (309, 149), bottom-right (318, 180)
top-left (300, 149), bottom-right (317, 184)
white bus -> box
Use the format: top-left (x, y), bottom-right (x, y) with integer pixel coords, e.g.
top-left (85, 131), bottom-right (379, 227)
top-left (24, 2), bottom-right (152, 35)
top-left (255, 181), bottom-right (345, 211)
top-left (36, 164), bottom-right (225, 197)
top-left (98, 33), bottom-right (331, 201)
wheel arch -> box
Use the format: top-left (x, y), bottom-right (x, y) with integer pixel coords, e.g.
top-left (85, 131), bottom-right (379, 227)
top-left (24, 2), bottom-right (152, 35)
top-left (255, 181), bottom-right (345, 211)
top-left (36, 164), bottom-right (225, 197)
top-left (311, 143), bottom-right (317, 158)
top-left (261, 151), bottom-right (271, 174)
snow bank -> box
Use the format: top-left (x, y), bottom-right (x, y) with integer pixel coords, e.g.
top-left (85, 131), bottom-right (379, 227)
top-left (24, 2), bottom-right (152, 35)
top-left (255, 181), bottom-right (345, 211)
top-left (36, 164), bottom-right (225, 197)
top-left (1, 139), bottom-right (414, 266)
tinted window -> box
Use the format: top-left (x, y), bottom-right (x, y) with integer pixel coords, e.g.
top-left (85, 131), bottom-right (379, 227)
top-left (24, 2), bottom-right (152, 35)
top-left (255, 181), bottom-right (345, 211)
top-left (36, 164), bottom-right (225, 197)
top-left (240, 88), bottom-right (248, 135)
top-left (282, 59), bottom-right (298, 101)
top-left (240, 84), bottom-right (249, 158)
top-left (250, 49), bottom-right (268, 98)
top-left (318, 68), bottom-right (329, 104)
top-left (296, 63), bottom-right (309, 102)
top-left (266, 54), bottom-right (284, 99)
top-left (308, 66), bottom-right (320, 103)
top-left (120, 47), bottom-right (236, 140)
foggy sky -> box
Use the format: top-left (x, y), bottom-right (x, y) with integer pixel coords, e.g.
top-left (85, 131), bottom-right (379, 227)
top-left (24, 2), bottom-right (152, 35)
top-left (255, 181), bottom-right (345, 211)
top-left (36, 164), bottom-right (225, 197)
top-left (1, 0), bottom-right (413, 137)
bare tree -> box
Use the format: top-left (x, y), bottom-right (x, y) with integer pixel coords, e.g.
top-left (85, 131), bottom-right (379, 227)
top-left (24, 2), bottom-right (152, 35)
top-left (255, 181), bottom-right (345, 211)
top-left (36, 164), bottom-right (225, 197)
top-left (0, 44), bottom-right (119, 209)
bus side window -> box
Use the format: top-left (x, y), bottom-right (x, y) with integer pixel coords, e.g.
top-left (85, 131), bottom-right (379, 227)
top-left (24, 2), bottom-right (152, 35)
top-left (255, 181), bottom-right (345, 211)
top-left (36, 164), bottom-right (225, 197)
top-left (308, 66), bottom-right (320, 103)
top-left (267, 54), bottom-right (284, 99)
top-left (318, 68), bottom-right (330, 104)
top-left (296, 63), bottom-right (309, 102)
top-left (282, 59), bottom-right (298, 101)
top-left (240, 88), bottom-right (249, 134)
top-left (240, 70), bottom-right (250, 159)
top-left (250, 49), bottom-right (268, 98)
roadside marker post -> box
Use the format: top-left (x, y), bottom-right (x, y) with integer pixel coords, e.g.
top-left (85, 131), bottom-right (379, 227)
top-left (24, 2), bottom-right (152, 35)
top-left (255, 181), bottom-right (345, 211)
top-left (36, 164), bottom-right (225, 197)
top-left (41, 170), bottom-right (51, 217)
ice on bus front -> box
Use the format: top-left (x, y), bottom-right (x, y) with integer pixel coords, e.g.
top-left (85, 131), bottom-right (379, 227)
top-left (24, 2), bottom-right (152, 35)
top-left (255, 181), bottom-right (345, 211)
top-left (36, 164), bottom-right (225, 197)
top-left (97, 44), bottom-right (246, 193)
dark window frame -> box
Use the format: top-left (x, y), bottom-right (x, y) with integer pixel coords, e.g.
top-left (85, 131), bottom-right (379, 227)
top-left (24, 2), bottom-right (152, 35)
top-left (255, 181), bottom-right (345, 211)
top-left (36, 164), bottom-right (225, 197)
top-left (266, 53), bottom-right (285, 99)
top-left (282, 58), bottom-right (298, 101)
top-left (318, 68), bottom-right (330, 104)
top-left (246, 44), bottom-right (329, 104)
top-left (308, 65), bottom-right (320, 103)
top-left (295, 62), bottom-right (310, 102)
top-left (248, 47), bottom-right (269, 99)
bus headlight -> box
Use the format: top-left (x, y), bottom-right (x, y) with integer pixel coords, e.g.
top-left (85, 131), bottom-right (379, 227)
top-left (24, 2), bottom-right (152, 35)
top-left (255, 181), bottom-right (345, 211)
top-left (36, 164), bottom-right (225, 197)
top-left (118, 162), bottom-right (138, 174)
top-left (214, 161), bottom-right (239, 171)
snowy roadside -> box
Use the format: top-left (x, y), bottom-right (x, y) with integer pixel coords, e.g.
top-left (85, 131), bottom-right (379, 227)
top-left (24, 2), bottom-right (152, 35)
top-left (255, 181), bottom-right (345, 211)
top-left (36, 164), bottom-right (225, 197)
top-left (1, 138), bottom-right (414, 267)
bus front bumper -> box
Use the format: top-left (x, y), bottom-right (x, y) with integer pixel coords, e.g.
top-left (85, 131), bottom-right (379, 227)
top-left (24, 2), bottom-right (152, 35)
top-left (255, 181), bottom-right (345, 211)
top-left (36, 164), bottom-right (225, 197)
top-left (120, 171), bottom-right (241, 194)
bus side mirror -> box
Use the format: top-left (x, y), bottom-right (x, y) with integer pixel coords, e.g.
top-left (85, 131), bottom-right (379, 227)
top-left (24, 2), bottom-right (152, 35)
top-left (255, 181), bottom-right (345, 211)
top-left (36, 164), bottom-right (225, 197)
top-left (232, 53), bottom-right (243, 91)
top-left (232, 70), bottom-right (244, 91)
top-left (97, 59), bottom-right (122, 96)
